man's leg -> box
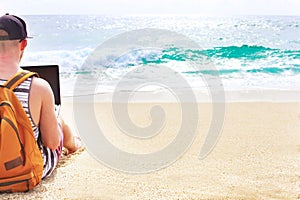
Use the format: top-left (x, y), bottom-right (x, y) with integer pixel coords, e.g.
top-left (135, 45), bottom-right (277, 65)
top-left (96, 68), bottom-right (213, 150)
top-left (59, 117), bottom-right (82, 154)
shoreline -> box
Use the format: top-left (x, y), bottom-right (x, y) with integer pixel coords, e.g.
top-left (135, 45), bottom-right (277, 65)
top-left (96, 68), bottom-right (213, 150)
top-left (63, 89), bottom-right (300, 103)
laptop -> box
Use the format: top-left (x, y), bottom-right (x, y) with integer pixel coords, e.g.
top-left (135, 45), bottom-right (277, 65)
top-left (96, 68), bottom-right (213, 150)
top-left (21, 65), bottom-right (61, 116)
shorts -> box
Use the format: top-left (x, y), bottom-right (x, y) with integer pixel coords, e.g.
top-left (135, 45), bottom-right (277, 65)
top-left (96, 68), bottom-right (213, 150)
top-left (41, 124), bottom-right (64, 179)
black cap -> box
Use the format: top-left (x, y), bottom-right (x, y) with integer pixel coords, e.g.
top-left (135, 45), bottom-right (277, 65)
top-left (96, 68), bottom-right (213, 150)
top-left (0, 14), bottom-right (31, 41)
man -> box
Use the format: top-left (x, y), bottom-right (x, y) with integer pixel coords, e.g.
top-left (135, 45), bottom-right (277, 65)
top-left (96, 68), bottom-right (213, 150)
top-left (0, 14), bottom-right (81, 179)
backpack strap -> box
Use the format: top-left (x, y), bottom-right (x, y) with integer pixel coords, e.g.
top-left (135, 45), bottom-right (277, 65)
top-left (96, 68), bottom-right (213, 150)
top-left (4, 70), bottom-right (39, 90)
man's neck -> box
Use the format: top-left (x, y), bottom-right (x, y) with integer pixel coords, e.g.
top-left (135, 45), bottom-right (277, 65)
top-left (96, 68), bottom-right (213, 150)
top-left (0, 60), bottom-right (20, 80)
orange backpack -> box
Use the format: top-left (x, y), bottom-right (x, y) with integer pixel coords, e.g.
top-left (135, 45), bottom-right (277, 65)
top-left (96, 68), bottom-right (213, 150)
top-left (0, 70), bottom-right (43, 193)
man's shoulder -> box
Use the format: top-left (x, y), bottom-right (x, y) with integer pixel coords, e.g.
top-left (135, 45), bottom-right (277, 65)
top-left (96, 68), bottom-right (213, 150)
top-left (31, 77), bottom-right (53, 94)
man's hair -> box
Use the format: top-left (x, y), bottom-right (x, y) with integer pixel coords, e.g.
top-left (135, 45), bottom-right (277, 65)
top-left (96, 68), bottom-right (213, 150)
top-left (0, 29), bottom-right (8, 37)
top-left (0, 30), bottom-right (20, 54)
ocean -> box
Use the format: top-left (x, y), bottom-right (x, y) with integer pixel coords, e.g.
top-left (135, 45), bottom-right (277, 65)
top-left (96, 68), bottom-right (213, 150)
top-left (20, 15), bottom-right (300, 101)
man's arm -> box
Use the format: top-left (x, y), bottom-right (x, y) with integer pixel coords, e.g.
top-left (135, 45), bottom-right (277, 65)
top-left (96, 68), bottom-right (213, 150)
top-left (30, 77), bottom-right (61, 150)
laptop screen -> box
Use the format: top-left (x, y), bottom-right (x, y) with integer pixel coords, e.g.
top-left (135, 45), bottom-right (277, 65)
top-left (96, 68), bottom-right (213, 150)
top-left (21, 65), bottom-right (61, 105)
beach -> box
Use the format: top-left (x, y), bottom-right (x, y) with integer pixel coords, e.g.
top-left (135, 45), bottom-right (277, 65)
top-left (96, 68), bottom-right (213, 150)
top-left (2, 99), bottom-right (299, 199)
top-left (0, 7), bottom-right (298, 200)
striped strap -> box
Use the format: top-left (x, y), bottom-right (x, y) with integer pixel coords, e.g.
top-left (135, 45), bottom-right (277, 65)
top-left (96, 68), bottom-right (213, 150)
top-left (4, 70), bottom-right (38, 90)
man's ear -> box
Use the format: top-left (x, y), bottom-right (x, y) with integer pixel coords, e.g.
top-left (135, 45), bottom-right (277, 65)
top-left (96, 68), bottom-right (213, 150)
top-left (20, 39), bottom-right (27, 50)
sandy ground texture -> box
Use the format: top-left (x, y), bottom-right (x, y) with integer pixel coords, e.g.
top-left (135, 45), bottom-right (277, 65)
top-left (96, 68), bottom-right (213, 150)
top-left (1, 102), bottom-right (300, 199)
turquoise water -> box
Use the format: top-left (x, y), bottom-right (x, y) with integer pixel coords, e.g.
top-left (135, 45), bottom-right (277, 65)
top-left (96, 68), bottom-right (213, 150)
top-left (20, 15), bottom-right (300, 96)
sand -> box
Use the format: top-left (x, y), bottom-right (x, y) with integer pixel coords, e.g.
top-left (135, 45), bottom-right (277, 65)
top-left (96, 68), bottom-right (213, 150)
top-left (1, 101), bottom-right (300, 199)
